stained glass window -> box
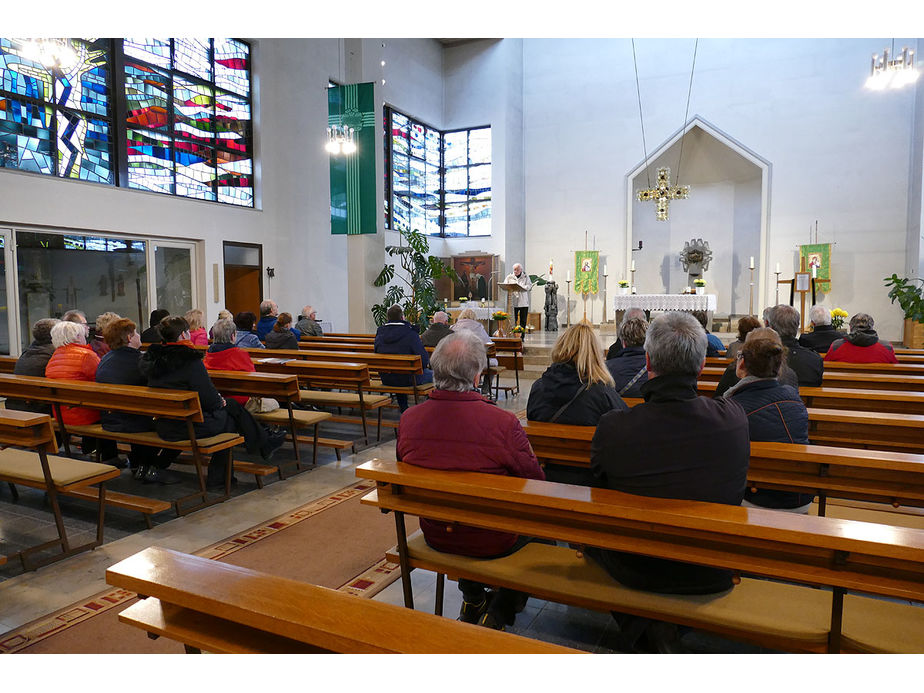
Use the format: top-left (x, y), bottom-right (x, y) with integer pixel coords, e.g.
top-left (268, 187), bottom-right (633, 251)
top-left (0, 38), bottom-right (113, 183)
top-left (0, 37), bottom-right (253, 207)
top-left (385, 107), bottom-right (491, 237)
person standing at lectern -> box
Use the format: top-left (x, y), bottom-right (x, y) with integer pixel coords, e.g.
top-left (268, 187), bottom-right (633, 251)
top-left (505, 263), bottom-right (532, 329)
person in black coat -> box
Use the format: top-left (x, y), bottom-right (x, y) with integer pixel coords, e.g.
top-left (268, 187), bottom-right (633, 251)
top-left (374, 305), bottom-right (433, 411)
top-left (798, 305), bottom-right (846, 353)
top-left (606, 308), bottom-right (646, 360)
top-left (420, 311), bottom-right (453, 347)
top-left (96, 318), bottom-right (182, 484)
top-left (605, 316), bottom-right (649, 398)
top-left (527, 321), bottom-right (627, 486)
top-left (721, 328), bottom-right (814, 511)
top-left (264, 312), bottom-right (299, 349)
top-left (139, 308), bottom-right (169, 344)
top-left (139, 315), bottom-right (285, 487)
top-left (590, 311), bottom-right (749, 596)
top-left (7, 318), bottom-right (59, 414)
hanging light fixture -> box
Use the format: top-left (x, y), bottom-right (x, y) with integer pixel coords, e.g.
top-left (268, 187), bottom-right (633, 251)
top-left (19, 38), bottom-right (78, 70)
top-left (866, 41), bottom-right (918, 90)
top-left (326, 124), bottom-right (356, 155)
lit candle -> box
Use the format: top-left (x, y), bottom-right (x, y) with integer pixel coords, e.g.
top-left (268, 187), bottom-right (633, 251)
top-left (549, 258), bottom-right (553, 275)
top-left (749, 256), bottom-right (755, 270)
top-left (776, 262), bottom-right (780, 274)
top-left (630, 260), bottom-right (635, 272)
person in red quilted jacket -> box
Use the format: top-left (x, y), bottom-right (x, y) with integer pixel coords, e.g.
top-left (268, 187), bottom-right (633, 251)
top-left (45, 319), bottom-right (120, 464)
top-left (396, 329), bottom-right (545, 631)
top-left (202, 318), bottom-right (256, 405)
top-left (824, 313), bottom-right (898, 364)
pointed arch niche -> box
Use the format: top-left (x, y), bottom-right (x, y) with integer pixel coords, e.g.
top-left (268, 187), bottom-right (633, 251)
top-left (625, 117), bottom-right (771, 318)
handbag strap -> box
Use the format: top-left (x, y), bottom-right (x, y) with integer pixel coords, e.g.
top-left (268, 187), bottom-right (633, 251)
top-left (619, 366), bottom-right (648, 396)
top-left (549, 382), bottom-right (591, 423)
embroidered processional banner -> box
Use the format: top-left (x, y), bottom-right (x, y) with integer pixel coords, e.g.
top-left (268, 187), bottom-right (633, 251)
top-left (799, 243), bottom-right (832, 288)
top-left (574, 250), bottom-right (599, 295)
top-left (329, 82), bottom-right (376, 235)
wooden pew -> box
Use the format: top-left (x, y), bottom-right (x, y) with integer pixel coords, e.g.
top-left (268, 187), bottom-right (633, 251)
top-left (0, 374), bottom-right (247, 517)
top-left (521, 420), bottom-right (924, 515)
top-left (300, 335), bottom-right (374, 345)
top-left (696, 380), bottom-right (924, 414)
top-left (253, 359), bottom-right (390, 449)
top-left (356, 458), bottom-right (924, 653)
top-left (0, 410), bottom-right (120, 570)
top-left (205, 370), bottom-right (331, 479)
top-left (323, 332), bottom-right (376, 340)
top-left (296, 341), bottom-right (376, 352)
top-left (491, 336), bottom-right (525, 397)
top-left (106, 546), bottom-right (577, 653)
top-left (698, 366), bottom-right (924, 392)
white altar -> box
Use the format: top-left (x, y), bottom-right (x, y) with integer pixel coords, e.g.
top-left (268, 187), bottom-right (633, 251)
top-left (613, 293), bottom-right (717, 313)
top-left (447, 305), bottom-right (497, 320)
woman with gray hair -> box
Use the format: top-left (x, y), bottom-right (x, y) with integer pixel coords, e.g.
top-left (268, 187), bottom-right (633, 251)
top-left (450, 307), bottom-right (496, 396)
top-left (202, 318), bottom-right (257, 405)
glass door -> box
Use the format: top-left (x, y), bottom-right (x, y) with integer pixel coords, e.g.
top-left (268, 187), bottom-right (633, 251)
top-left (151, 241), bottom-right (198, 318)
top-left (0, 229), bottom-right (13, 354)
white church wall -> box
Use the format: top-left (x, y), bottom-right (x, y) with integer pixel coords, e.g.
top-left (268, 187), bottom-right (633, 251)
top-left (522, 38), bottom-right (917, 339)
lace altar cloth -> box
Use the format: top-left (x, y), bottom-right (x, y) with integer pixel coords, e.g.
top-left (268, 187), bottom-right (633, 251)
top-left (613, 293), bottom-right (717, 312)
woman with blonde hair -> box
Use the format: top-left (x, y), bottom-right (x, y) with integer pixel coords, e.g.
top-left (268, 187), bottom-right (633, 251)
top-left (184, 308), bottom-right (208, 346)
top-left (527, 320), bottom-right (626, 485)
top-left (90, 311), bottom-right (121, 358)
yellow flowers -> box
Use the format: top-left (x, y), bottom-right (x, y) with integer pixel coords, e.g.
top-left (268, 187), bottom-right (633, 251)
top-left (491, 311), bottom-right (509, 321)
top-left (830, 308), bottom-right (848, 330)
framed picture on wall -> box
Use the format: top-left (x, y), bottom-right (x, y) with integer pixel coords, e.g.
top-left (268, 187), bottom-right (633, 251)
top-left (447, 254), bottom-right (498, 301)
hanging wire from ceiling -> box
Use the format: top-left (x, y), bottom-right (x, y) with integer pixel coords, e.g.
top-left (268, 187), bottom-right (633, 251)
top-left (631, 39), bottom-right (651, 190)
top-left (674, 38), bottom-right (699, 186)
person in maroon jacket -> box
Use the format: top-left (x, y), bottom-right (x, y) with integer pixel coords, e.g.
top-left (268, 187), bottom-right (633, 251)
top-left (396, 329), bottom-right (545, 631)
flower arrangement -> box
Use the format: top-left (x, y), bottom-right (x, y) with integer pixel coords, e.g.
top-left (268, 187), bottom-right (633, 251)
top-left (491, 311), bottom-right (509, 321)
top-left (830, 307), bottom-right (848, 330)
top-left (511, 325), bottom-right (526, 335)
top-left (458, 297), bottom-right (468, 303)
top-left (694, 279), bottom-right (706, 287)
top-left (617, 280), bottom-right (630, 288)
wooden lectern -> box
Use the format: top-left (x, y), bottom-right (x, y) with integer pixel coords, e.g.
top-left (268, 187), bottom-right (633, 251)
top-left (498, 280), bottom-right (527, 336)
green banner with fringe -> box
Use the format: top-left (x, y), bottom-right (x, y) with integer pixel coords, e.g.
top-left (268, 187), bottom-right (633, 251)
top-left (329, 83), bottom-right (376, 235)
top-left (574, 250), bottom-right (599, 294)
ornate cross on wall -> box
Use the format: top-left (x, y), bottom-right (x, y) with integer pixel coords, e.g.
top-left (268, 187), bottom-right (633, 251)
top-left (636, 167), bottom-right (690, 221)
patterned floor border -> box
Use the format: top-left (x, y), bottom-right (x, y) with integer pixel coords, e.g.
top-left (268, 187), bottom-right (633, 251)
top-left (0, 481), bottom-right (401, 654)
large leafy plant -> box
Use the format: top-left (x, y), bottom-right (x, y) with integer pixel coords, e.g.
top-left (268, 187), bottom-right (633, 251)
top-left (372, 228), bottom-right (458, 331)
top-left (884, 274), bottom-right (924, 323)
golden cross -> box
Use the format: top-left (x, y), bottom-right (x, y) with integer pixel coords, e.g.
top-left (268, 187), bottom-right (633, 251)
top-left (636, 167), bottom-right (690, 221)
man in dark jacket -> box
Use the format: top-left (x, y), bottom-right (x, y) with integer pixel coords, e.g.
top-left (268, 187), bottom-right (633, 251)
top-left (139, 315), bottom-right (285, 488)
top-left (374, 305), bottom-right (433, 411)
top-left (605, 316), bottom-right (649, 397)
top-left (606, 308), bottom-right (646, 359)
top-left (139, 308), bottom-right (169, 344)
top-left (824, 313), bottom-right (898, 364)
top-left (590, 311), bottom-right (749, 594)
top-left (420, 311), bottom-right (453, 347)
top-left (397, 330), bottom-right (545, 631)
top-left (798, 305), bottom-right (846, 353)
top-left (7, 318), bottom-right (59, 414)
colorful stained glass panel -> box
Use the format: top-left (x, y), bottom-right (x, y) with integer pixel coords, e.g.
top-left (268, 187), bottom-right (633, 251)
top-left (214, 39), bottom-right (249, 96)
top-left (174, 39), bottom-right (211, 81)
top-left (126, 127), bottom-right (173, 194)
top-left (444, 131), bottom-right (467, 167)
top-left (56, 110), bottom-right (112, 183)
top-left (0, 98), bottom-right (54, 173)
top-left (175, 140), bottom-right (215, 200)
top-left (125, 61), bottom-right (169, 130)
top-left (214, 90), bottom-right (249, 152)
top-left (174, 77), bottom-right (214, 142)
top-left (54, 40), bottom-right (109, 116)
top-left (410, 122), bottom-right (425, 159)
top-left (1, 39), bottom-right (52, 101)
top-left (124, 38), bottom-right (171, 69)
top-left (216, 150), bottom-right (252, 206)
top-left (444, 167), bottom-right (467, 203)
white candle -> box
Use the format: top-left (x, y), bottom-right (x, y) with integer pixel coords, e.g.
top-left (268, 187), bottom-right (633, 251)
top-left (603, 264), bottom-right (607, 275)
top-left (749, 256), bottom-right (755, 270)
top-left (812, 266), bottom-right (817, 278)
top-left (776, 262), bottom-right (780, 274)
top-left (567, 271), bottom-right (570, 281)
top-left (630, 260), bottom-right (636, 271)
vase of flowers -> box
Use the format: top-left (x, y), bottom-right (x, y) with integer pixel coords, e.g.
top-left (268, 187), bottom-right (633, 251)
top-left (458, 296), bottom-right (468, 304)
top-left (694, 278), bottom-right (706, 295)
top-left (618, 280), bottom-right (630, 295)
top-left (511, 325), bottom-right (526, 338)
top-left (830, 307), bottom-right (848, 331)
top-left (491, 311), bottom-right (509, 322)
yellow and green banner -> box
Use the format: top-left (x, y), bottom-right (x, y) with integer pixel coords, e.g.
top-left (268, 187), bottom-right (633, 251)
top-left (799, 243), bottom-right (832, 287)
top-left (574, 250), bottom-right (599, 294)
top-left (329, 83), bottom-right (377, 235)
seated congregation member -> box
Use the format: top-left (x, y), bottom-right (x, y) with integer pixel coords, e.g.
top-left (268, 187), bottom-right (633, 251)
top-left (397, 330), bottom-right (545, 631)
top-left (605, 316), bottom-right (649, 398)
top-left (451, 308), bottom-right (496, 396)
top-left (96, 318), bottom-right (182, 484)
top-left (6, 318), bottom-right (59, 414)
top-left (420, 310), bottom-right (452, 347)
top-left (139, 316), bottom-right (286, 488)
top-left (590, 311), bottom-right (749, 596)
top-left (264, 312), bottom-right (299, 349)
top-left (203, 318), bottom-right (256, 405)
top-left (45, 320), bottom-right (120, 464)
top-left (721, 328), bottom-right (814, 512)
top-left (256, 300), bottom-right (279, 340)
top-left (233, 311), bottom-right (265, 349)
top-left (824, 312), bottom-right (897, 364)
top-left (295, 305), bottom-right (323, 337)
top-left (89, 311), bottom-right (120, 358)
top-left (528, 321), bottom-right (627, 485)
top-left (606, 308), bottom-right (646, 360)
top-left (724, 315), bottom-right (762, 360)
top-left (62, 309), bottom-right (90, 341)
top-left (692, 310), bottom-right (724, 356)
top-left (208, 309), bottom-right (232, 340)
top-left (140, 308), bottom-right (170, 343)
top-left (185, 309), bottom-right (209, 346)
top-left (798, 305), bottom-right (846, 353)
top-left (374, 305), bottom-right (432, 412)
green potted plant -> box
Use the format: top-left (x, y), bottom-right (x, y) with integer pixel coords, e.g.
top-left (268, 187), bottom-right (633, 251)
top-left (884, 274), bottom-right (924, 347)
top-left (372, 228), bottom-right (458, 332)
top-left (617, 279), bottom-right (630, 295)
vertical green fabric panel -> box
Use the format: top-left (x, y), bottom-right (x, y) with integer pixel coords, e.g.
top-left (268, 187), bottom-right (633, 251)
top-left (799, 243), bottom-right (832, 287)
top-left (329, 83), bottom-right (376, 235)
top-left (574, 250), bottom-right (599, 294)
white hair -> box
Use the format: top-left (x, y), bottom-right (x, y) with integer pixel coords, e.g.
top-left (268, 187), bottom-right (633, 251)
top-left (432, 311), bottom-right (449, 324)
top-left (431, 331), bottom-right (487, 391)
top-left (51, 320), bottom-right (86, 349)
top-left (809, 305), bottom-right (831, 326)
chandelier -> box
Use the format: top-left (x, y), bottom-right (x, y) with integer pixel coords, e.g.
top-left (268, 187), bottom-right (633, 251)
top-left (19, 38), bottom-right (78, 70)
top-left (866, 43), bottom-right (918, 90)
top-left (325, 124), bottom-right (356, 155)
